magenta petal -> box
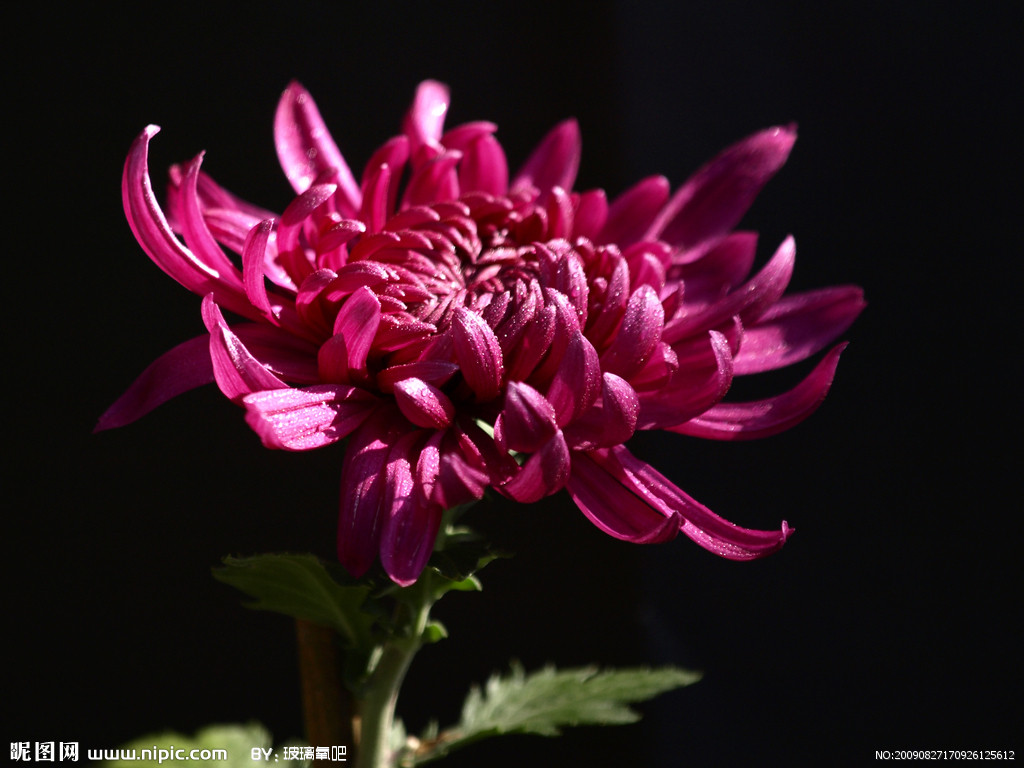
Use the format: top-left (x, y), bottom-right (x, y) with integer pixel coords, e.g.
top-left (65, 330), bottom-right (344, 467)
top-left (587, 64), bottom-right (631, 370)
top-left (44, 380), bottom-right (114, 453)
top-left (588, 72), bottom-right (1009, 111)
top-left (233, 323), bottom-right (321, 382)
top-left (377, 316), bottom-right (438, 356)
top-left (440, 120), bottom-right (498, 150)
top-left (242, 219), bottom-right (276, 317)
top-left (415, 431), bottom-right (443, 501)
top-left (489, 286), bottom-right (533, 354)
top-left (201, 295), bottom-right (287, 400)
top-left (123, 128), bottom-right (215, 284)
top-left (494, 381), bottom-right (558, 453)
top-left (361, 136), bottom-right (410, 219)
top-left (624, 242), bottom-right (669, 293)
top-left (584, 256), bottom-right (630, 346)
top-left (332, 286), bottom-right (382, 380)
top-left (380, 431), bottom-right (444, 586)
top-left (452, 307), bottom-right (505, 401)
top-left (319, 215), bottom-right (366, 253)
top-left (198, 206), bottom-right (262, 256)
top-left (317, 334), bottom-right (351, 384)
top-left (637, 330), bottom-right (733, 429)
top-left (458, 132), bottom-right (509, 196)
top-left (454, 419), bottom-right (519, 487)
top-left (416, 431), bottom-right (488, 520)
top-left (294, 268), bottom-right (339, 338)
top-left (403, 80), bottom-right (451, 153)
top-left (243, 384), bottom-right (377, 450)
top-left (573, 189), bottom-right (608, 240)
top-left (675, 343), bottom-right (848, 440)
top-left (169, 161), bottom-right (277, 224)
top-left (563, 373), bottom-right (639, 450)
top-left (274, 81), bottom-right (361, 212)
top-left (277, 182), bottom-right (338, 284)
top-left (530, 289), bottom-right (583, 382)
top-left (376, 360), bottom-right (459, 392)
top-left (403, 150), bottom-right (462, 207)
top-left (505, 301), bottom-right (556, 382)
top-left (337, 410), bottom-right (403, 577)
top-left (282, 182), bottom-right (337, 228)
top-left (539, 242), bottom-right (589, 327)
top-left (734, 286), bottom-right (866, 374)
top-left (603, 445), bottom-right (792, 559)
top-left (393, 377), bottom-right (455, 429)
top-left (511, 119), bottom-right (582, 199)
top-left (600, 175), bottom-right (670, 247)
top-left (417, 430), bottom-right (485, 512)
top-left (629, 341), bottom-right (678, 390)
top-left (737, 236), bottom-right (797, 325)
top-left (96, 335), bottom-right (213, 431)
top-left (593, 373), bottom-right (640, 445)
top-left (360, 162), bottom-right (392, 234)
top-left (546, 331), bottom-right (601, 426)
top-left (203, 207), bottom-right (296, 292)
top-left (672, 232), bottom-right (758, 309)
top-left (662, 236), bottom-right (795, 344)
top-left (646, 124), bottom-right (797, 253)
top-left (123, 127), bottom-right (256, 322)
top-left (567, 450), bottom-right (682, 544)
top-left (176, 153), bottom-right (246, 286)
top-left (546, 187), bottom-right (575, 239)
top-left (599, 285), bottom-right (665, 380)
top-left (501, 430), bottom-right (571, 504)
top-left (432, 433), bottom-right (491, 510)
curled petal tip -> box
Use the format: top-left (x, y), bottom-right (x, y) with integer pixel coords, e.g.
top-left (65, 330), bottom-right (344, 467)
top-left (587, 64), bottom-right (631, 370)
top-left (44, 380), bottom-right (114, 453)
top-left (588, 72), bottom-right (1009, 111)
top-left (765, 124), bottom-right (798, 151)
top-left (405, 80), bottom-right (451, 150)
top-left (645, 124), bottom-right (798, 251)
top-left (416, 79), bottom-right (451, 106)
top-left (512, 118), bottom-right (582, 196)
top-left (275, 81), bottom-right (361, 209)
top-left (96, 335), bottom-right (215, 432)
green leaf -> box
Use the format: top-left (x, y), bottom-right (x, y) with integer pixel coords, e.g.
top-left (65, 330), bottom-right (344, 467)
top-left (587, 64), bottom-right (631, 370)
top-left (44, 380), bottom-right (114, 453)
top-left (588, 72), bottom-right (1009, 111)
top-left (105, 723), bottom-right (271, 768)
top-left (406, 663), bottom-right (700, 764)
top-left (213, 553), bottom-right (376, 649)
top-left (421, 619), bottom-right (448, 644)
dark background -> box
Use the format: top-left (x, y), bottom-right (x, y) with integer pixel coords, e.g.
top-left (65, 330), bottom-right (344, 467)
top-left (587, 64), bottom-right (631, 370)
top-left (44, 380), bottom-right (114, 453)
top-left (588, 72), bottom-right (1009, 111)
top-left (8, 1), bottom-right (1020, 765)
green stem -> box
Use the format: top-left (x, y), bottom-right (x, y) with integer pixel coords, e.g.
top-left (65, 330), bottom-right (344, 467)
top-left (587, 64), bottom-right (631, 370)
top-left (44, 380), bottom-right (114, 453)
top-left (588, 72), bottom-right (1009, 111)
top-left (354, 610), bottom-right (428, 768)
top-left (351, 510), bottom-right (466, 768)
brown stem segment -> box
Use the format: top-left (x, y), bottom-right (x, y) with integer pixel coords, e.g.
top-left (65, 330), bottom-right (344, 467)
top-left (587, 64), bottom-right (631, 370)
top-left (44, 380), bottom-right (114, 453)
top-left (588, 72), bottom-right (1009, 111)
top-left (295, 619), bottom-right (355, 764)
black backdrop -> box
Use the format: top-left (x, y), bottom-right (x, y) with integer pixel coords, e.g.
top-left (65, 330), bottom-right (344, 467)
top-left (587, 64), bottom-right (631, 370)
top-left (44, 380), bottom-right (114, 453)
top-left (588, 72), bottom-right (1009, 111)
top-left (8, 1), bottom-right (1020, 765)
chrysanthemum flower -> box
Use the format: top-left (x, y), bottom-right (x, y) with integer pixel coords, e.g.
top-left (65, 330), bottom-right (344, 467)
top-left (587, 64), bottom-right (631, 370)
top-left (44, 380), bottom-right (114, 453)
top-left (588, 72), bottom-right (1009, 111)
top-left (100, 80), bottom-right (864, 585)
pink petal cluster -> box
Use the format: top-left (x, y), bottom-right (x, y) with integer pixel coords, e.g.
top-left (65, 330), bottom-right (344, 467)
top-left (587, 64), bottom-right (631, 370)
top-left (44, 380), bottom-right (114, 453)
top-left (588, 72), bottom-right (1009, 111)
top-left (101, 81), bottom-right (864, 585)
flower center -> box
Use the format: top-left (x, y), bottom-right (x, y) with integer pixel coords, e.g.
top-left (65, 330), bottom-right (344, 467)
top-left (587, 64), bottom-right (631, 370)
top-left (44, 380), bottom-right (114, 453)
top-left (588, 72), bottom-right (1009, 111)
top-left (378, 192), bottom-right (576, 332)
